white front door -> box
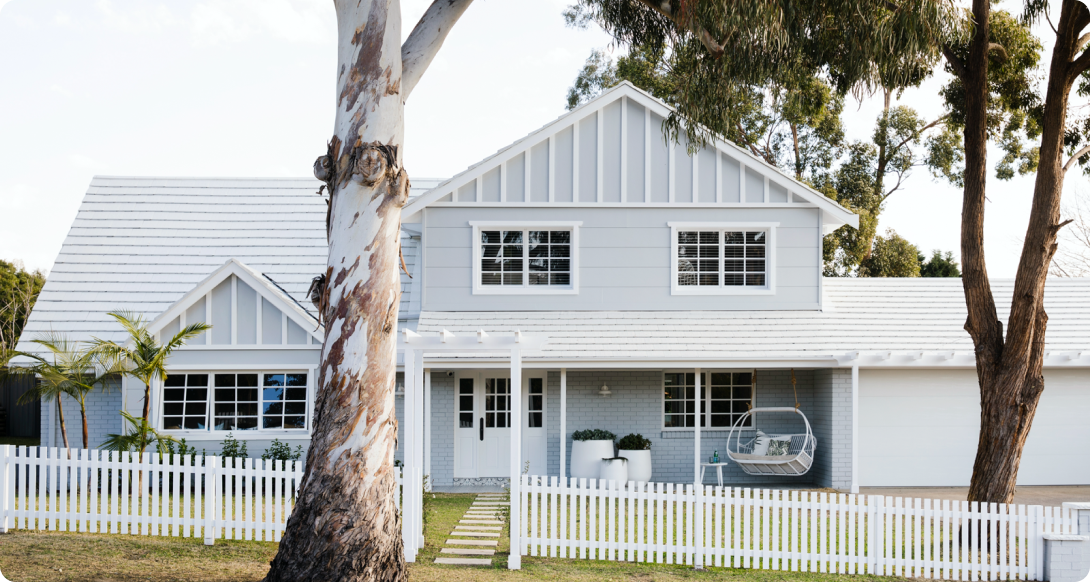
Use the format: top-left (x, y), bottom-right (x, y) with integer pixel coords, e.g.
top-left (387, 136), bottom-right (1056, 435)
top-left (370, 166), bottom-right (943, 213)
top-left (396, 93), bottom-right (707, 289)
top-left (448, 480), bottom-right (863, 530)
top-left (453, 371), bottom-right (548, 479)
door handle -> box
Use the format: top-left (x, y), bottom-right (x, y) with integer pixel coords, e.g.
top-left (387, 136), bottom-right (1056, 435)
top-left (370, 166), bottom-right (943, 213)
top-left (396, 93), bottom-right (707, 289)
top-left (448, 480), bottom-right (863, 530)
top-left (480, 418), bottom-right (484, 441)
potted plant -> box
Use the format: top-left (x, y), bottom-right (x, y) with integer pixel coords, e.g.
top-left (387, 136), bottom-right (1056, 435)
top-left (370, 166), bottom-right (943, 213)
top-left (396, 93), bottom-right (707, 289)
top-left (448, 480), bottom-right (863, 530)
top-left (599, 457), bottom-right (629, 484)
top-left (617, 433), bottom-right (652, 483)
top-left (569, 429), bottom-right (616, 479)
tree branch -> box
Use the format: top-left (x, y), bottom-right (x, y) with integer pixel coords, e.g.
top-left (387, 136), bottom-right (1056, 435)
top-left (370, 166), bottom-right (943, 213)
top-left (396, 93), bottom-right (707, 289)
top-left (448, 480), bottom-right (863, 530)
top-left (1063, 143), bottom-right (1090, 172)
top-left (1077, 32), bottom-right (1090, 52)
top-left (401, 0), bottom-right (475, 101)
top-left (942, 45), bottom-right (969, 79)
top-left (630, 0), bottom-right (725, 59)
top-left (1070, 47), bottom-right (1090, 79)
top-left (988, 43), bottom-right (1008, 62)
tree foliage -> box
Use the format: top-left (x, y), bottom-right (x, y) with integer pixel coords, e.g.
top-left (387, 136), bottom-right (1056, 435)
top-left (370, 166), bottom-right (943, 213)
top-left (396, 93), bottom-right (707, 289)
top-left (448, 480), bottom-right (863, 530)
top-left (919, 250), bottom-right (962, 277)
top-left (0, 259), bottom-right (45, 353)
top-left (858, 229), bottom-right (922, 277)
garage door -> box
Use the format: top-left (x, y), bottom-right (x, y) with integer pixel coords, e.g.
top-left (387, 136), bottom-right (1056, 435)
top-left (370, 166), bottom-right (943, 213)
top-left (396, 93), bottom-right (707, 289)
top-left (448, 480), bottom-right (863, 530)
top-left (859, 369), bottom-right (1090, 487)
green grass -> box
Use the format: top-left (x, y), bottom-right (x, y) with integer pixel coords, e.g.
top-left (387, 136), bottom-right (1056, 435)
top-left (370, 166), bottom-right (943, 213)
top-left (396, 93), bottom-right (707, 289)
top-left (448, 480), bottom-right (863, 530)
top-left (0, 493), bottom-right (925, 582)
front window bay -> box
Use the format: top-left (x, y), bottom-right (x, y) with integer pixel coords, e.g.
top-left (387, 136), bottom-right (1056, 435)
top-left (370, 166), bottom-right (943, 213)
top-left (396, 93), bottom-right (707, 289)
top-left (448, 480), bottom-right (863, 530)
top-left (678, 229), bottom-right (767, 288)
top-left (162, 371), bottom-right (308, 432)
top-left (479, 227), bottom-right (573, 289)
top-left (663, 371), bottom-right (754, 430)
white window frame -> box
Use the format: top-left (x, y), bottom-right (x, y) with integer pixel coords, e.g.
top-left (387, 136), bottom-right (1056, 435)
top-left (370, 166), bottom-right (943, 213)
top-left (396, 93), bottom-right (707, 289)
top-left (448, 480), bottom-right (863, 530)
top-left (668, 222), bottom-right (778, 295)
top-left (660, 369), bottom-right (758, 432)
top-left (158, 369), bottom-right (312, 438)
top-left (470, 221), bottom-right (582, 295)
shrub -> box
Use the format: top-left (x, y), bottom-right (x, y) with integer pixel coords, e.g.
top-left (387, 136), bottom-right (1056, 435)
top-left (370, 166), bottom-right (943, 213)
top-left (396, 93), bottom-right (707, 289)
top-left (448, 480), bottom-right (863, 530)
top-left (262, 439), bottom-right (303, 463)
top-left (617, 433), bottom-right (651, 450)
top-left (219, 433), bottom-right (248, 459)
top-left (572, 429), bottom-right (616, 441)
top-left (162, 438), bottom-right (203, 459)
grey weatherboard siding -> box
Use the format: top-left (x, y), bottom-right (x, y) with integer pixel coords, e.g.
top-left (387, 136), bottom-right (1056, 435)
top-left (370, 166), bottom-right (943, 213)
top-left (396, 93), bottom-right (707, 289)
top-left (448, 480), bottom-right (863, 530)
top-left (423, 206), bottom-right (823, 311)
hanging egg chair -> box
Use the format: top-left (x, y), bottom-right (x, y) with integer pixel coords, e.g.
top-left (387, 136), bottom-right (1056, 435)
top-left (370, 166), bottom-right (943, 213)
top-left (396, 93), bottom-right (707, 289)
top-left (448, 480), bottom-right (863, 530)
top-left (724, 369), bottom-right (816, 476)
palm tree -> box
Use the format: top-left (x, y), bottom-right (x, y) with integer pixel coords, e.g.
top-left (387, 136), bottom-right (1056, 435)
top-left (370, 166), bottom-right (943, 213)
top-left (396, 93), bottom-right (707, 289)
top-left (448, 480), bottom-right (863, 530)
top-left (93, 311), bottom-right (210, 423)
top-left (18, 333), bottom-right (121, 449)
top-left (102, 411), bottom-right (178, 457)
top-left (13, 333), bottom-right (83, 450)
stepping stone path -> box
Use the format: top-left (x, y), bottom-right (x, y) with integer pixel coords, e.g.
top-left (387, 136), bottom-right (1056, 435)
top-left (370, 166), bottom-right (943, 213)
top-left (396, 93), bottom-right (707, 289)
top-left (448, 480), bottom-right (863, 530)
top-left (433, 493), bottom-right (507, 567)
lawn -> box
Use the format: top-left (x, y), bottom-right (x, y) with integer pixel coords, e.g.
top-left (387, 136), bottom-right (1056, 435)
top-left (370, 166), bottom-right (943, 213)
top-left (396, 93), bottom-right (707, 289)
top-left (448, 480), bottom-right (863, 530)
top-left (0, 493), bottom-right (918, 582)
top-left (0, 437), bottom-right (40, 447)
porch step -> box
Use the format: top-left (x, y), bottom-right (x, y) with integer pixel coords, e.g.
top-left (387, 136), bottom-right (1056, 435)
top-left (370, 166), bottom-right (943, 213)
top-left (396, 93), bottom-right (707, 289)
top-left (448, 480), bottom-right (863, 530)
top-left (433, 493), bottom-right (508, 567)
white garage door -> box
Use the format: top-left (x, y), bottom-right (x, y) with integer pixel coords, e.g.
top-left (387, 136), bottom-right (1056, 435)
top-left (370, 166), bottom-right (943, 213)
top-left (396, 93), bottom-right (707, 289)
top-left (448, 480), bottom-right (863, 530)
top-left (859, 369), bottom-right (1090, 487)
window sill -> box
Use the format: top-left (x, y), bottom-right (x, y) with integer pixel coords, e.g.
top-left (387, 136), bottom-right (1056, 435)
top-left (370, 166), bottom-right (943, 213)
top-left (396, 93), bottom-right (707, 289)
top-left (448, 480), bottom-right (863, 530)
top-left (671, 287), bottom-right (774, 296)
top-left (160, 430), bottom-right (310, 441)
top-left (472, 286), bottom-right (578, 295)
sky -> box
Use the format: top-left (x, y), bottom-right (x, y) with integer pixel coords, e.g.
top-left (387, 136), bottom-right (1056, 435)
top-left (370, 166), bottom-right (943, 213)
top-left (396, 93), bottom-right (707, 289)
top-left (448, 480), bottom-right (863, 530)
top-left (0, 0), bottom-right (1081, 277)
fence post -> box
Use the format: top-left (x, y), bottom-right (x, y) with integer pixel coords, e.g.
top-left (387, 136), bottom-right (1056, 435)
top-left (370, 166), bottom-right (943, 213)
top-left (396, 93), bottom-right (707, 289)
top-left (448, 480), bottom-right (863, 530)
top-left (0, 445), bottom-right (8, 533)
top-left (204, 455), bottom-right (218, 546)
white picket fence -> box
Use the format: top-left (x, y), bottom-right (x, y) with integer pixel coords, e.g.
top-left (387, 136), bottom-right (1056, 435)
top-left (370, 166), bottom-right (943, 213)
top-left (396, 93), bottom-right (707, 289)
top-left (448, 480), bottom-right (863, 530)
top-left (0, 446), bottom-right (402, 543)
top-left (520, 475), bottom-right (1076, 580)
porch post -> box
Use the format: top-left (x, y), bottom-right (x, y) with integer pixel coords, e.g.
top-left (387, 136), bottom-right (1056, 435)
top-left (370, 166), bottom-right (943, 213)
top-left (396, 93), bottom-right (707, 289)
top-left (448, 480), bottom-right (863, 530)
top-left (403, 348), bottom-right (417, 562)
top-left (851, 365), bottom-right (859, 494)
top-left (415, 353), bottom-right (426, 547)
top-left (508, 346), bottom-right (523, 570)
top-left (694, 368), bottom-right (704, 569)
top-left (424, 368), bottom-right (432, 490)
top-left (560, 368), bottom-right (567, 482)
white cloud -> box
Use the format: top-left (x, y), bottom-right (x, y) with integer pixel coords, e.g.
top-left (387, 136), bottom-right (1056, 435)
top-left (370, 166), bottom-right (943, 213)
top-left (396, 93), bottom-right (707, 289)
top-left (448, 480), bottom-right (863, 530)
top-left (94, 0), bottom-right (177, 33)
top-left (68, 154), bottom-right (100, 171)
top-left (190, 0), bottom-right (332, 47)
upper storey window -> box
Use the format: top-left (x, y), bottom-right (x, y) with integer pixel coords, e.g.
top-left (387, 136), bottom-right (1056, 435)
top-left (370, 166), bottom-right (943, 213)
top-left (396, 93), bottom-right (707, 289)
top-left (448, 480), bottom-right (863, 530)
top-left (470, 222), bottom-right (581, 295)
top-left (669, 222), bottom-right (777, 295)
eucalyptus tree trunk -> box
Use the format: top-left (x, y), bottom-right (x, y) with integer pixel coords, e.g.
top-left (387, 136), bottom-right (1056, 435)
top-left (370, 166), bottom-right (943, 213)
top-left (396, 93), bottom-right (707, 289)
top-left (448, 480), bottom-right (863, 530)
top-left (265, 1), bottom-right (471, 580)
top-left (960, 0), bottom-right (1090, 504)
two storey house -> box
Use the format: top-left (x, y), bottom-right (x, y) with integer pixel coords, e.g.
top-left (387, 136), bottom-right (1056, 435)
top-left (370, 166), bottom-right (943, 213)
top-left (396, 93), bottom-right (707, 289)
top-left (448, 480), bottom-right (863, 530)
top-left (17, 82), bottom-right (1090, 492)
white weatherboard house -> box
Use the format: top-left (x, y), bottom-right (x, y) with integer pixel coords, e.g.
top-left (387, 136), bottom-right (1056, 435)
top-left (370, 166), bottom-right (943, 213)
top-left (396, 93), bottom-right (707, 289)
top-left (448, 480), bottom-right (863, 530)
top-left (16, 82), bottom-right (1090, 493)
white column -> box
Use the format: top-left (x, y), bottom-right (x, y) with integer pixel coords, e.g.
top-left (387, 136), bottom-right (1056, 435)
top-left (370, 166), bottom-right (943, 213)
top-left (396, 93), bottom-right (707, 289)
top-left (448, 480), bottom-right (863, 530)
top-left (402, 348), bottom-right (416, 562)
top-left (414, 353), bottom-right (425, 547)
top-left (508, 347), bottom-right (523, 570)
top-left (694, 368), bottom-right (703, 569)
top-left (851, 365), bottom-right (860, 494)
top-left (559, 368), bottom-right (567, 482)
top-left (424, 368), bottom-right (432, 490)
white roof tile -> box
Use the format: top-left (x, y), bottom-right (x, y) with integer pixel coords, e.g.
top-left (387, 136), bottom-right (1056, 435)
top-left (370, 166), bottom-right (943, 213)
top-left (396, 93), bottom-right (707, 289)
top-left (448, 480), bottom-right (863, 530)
top-left (415, 278), bottom-right (1090, 365)
top-left (16, 176), bottom-right (440, 355)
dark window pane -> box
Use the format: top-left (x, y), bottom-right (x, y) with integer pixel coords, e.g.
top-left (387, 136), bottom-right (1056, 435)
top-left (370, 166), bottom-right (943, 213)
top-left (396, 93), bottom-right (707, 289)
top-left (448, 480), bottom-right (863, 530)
top-left (746, 246), bottom-right (766, 258)
top-left (550, 245), bottom-right (570, 258)
top-left (732, 386), bottom-right (751, 399)
top-left (724, 273), bottom-right (744, 286)
top-left (163, 417), bottom-right (183, 430)
top-left (528, 231), bottom-right (548, 244)
top-left (263, 417), bottom-right (283, 429)
top-left (710, 415), bottom-right (731, 427)
top-left (214, 374), bottom-right (235, 387)
top-left (459, 413), bottom-right (473, 428)
top-left (284, 416), bottom-right (306, 429)
top-left (733, 401), bottom-right (750, 413)
top-left (237, 417), bottom-right (258, 430)
top-left (733, 372), bottom-right (752, 385)
top-left (215, 389), bottom-right (234, 402)
top-left (237, 403), bottom-right (258, 416)
top-left (187, 388), bottom-right (207, 401)
top-left (678, 231), bottom-right (698, 244)
top-left (746, 231), bottom-right (766, 244)
top-left (724, 232), bottom-right (744, 244)
top-left (550, 231), bottom-right (570, 244)
top-left (237, 374), bottom-right (258, 387)
top-left (746, 260), bottom-right (765, 272)
top-left (164, 389), bottom-right (185, 402)
top-left (459, 379), bottom-right (473, 393)
top-left (529, 412), bottom-right (542, 428)
top-left (711, 401), bottom-right (731, 414)
top-left (503, 245), bottom-right (522, 258)
top-left (164, 403), bottom-right (184, 416)
top-left (530, 378), bottom-right (542, 392)
top-left (503, 259), bottom-right (523, 272)
top-left (698, 260), bottom-right (718, 272)
top-left (502, 231), bottom-right (523, 244)
top-left (264, 374), bottom-right (285, 387)
top-left (550, 273), bottom-right (570, 285)
top-left (482, 245), bottom-right (501, 259)
top-left (264, 387), bottom-right (284, 402)
top-left (286, 388), bottom-right (306, 401)
top-left (663, 415), bottom-right (683, 428)
top-left (710, 373), bottom-right (730, 385)
top-left (186, 403), bottom-right (206, 415)
top-left (679, 245), bottom-right (698, 258)
top-left (285, 402), bottom-right (306, 415)
top-left (287, 374), bottom-right (307, 387)
top-left (482, 231), bottom-right (501, 244)
top-left (529, 273), bottom-right (549, 285)
top-left (238, 388), bottom-right (258, 402)
top-left (528, 244), bottom-right (549, 258)
top-left (214, 418), bottom-right (234, 431)
top-left (699, 245), bottom-right (719, 258)
top-left (215, 403), bottom-right (235, 417)
top-left (459, 395), bottom-right (473, 411)
top-left (747, 273), bottom-right (766, 286)
top-left (550, 259), bottom-right (570, 272)
top-left (183, 417), bottom-right (205, 430)
top-left (164, 375), bottom-right (185, 387)
top-left (264, 402), bottom-right (283, 415)
top-left (486, 414), bottom-right (495, 428)
top-left (187, 374), bottom-right (208, 387)
top-left (724, 246), bottom-right (744, 258)
top-left (698, 273), bottom-right (718, 286)
top-left (503, 273), bottom-right (522, 285)
top-left (710, 386), bottom-right (731, 399)
top-left (725, 260), bottom-right (744, 272)
top-left (699, 231), bottom-right (719, 244)
top-left (528, 258), bottom-right (548, 271)
top-left (664, 401), bottom-right (686, 414)
top-left (481, 273), bottom-right (501, 285)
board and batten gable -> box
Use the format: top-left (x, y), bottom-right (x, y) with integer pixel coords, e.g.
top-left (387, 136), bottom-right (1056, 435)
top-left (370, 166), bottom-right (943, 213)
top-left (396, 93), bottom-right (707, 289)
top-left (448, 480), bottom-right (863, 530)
top-left (423, 206), bottom-right (823, 310)
top-left (404, 82), bottom-right (854, 312)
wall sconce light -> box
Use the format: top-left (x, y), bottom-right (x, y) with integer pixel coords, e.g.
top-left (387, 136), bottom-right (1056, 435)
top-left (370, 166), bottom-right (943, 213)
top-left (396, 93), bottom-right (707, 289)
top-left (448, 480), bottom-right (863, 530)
top-left (598, 383), bottom-right (612, 397)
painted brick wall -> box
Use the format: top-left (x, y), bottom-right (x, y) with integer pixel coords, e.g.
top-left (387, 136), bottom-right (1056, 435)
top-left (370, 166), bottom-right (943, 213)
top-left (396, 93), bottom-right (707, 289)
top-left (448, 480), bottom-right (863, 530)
top-left (429, 373), bottom-right (455, 486)
top-left (41, 376), bottom-right (123, 450)
top-left (812, 368), bottom-right (853, 490)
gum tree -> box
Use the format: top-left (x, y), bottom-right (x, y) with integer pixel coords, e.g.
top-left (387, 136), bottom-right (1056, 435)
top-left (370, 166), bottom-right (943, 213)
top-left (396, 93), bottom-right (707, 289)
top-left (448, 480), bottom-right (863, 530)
top-left (269, 1), bottom-right (956, 580)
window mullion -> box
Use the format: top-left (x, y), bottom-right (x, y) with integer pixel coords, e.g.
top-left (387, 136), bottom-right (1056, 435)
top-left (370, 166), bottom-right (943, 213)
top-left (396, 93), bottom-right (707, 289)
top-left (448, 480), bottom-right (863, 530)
top-left (523, 229), bottom-right (529, 288)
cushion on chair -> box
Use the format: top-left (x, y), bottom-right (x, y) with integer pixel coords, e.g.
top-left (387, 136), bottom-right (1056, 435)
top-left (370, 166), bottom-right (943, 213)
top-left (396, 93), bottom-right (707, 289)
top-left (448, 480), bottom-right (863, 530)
top-left (767, 439), bottom-right (791, 456)
top-left (750, 431), bottom-right (771, 455)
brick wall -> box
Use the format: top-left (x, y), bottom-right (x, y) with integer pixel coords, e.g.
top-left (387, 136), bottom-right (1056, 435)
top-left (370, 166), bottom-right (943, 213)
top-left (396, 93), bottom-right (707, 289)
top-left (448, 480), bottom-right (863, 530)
top-left (812, 368), bottom-right (853, 490)
top-left (41, 376), bottom-right (123, 449)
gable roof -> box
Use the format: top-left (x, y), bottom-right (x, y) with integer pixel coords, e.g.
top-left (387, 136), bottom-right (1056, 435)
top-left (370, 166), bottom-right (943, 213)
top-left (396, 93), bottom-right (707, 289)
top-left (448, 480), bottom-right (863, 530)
top-left (414, 277), bottom-right (1090, 368)
top-left (145, 258), bottom-right (323, 342)
top-left (403, 82), bottom-right (858, 233)
top-left (14, 176), bottom-right (439, 360)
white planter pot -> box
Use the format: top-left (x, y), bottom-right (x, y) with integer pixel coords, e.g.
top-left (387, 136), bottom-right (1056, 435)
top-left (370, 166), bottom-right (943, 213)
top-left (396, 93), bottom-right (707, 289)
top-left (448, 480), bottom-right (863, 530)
top-left (599, 457), bottom-right (629, 485)
top-left (570, 440), bottom-right (615, 480)
top-left (618, 449), bottom-right (652, 483)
